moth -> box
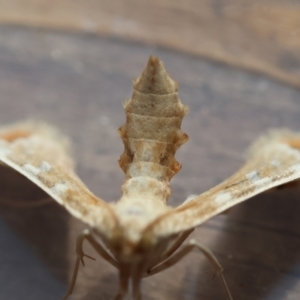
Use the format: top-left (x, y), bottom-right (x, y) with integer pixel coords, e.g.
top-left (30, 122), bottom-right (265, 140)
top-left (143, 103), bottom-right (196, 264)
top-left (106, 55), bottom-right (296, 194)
top-left (1, 56), bottom-right (300, 300)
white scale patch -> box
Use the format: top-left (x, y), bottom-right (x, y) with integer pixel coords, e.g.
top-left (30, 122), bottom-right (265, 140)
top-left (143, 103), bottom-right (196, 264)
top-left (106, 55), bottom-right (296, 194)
top-left (22, 164), bottom-right (40, 176)
top-left (246, 171), bottom-right (260, 182)
top-left (0, 144), bottom-right (10, 156)
top-left (39, 161), bottom-right (52, 172)
top-left (245, 171), bottom-right (272, 192)
top-left (270, 160), bottom-right (280, 167)
top-left (50, 182), bottom-right (68, 197)
top-left (126, 206), bottom-right (144, 215)
top-left (214, 192), bottom-right (232, 204)
top-left (245, 170), bottom-right (275, 191)
top-left (254, 177), bottom-right (272, 191)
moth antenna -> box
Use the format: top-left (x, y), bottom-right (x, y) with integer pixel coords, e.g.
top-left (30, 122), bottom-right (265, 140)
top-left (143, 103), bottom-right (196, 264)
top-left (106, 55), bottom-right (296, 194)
top-left (118, 56), bottom-right (188, 202)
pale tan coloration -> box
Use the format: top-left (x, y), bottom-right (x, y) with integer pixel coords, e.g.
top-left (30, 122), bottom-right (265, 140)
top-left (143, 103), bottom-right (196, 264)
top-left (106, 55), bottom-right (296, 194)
top-left (1, 57), bottom-right (300, 299)
top-left (0, 121), bottom-right (116, 232)
top-left (147, 129), bottom-right (300, 238)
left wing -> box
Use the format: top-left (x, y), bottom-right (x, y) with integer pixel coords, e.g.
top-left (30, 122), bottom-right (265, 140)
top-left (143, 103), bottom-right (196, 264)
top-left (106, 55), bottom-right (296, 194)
top-left (0, 121), bottom-right (118, 235)
top-left (146, 129), bottom-right (300, 237)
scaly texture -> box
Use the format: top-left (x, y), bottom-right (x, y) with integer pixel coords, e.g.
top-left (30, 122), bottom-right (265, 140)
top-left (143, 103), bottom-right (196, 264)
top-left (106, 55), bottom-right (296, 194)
top-left (118, 56), bottom-right (188, 202)
top-left (2, 56), bottom-right (300, 300)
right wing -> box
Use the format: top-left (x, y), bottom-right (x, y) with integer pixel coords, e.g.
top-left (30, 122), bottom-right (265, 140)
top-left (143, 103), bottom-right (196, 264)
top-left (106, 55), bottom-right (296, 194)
top-left (145, 129), bottom-right (300, 237)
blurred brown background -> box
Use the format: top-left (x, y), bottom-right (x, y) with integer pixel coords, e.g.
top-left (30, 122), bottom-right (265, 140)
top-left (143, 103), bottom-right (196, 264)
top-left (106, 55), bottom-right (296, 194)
top-left (1, 0), bottom-right (300, 87)
top-left (0, 1), bottom-right (300, 300)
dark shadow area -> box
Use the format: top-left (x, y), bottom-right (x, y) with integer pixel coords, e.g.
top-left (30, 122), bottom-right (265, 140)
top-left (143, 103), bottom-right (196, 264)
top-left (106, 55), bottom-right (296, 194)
top-left (0, 164), bottom-right (70, 299)
top-left (201, 185), bottom-right (300, 300)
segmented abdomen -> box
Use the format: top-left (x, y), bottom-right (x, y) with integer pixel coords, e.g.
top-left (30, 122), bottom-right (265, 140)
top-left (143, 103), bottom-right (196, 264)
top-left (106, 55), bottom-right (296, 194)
top-left (118, 57), bottom-right (188, 202)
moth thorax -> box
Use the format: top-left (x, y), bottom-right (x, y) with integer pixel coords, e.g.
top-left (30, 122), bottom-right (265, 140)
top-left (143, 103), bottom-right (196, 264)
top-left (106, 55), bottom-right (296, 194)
top-left (121, 176), bottom-right (171, 202)
top-left (118, 56), bottom-right (188, 201)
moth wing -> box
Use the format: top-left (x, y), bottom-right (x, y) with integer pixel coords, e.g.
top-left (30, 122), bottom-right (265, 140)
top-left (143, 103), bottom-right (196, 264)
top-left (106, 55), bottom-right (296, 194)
top-left (147, 130), bottom-right (300, 237)
top-left (0, 121), bottom-right (117, 233)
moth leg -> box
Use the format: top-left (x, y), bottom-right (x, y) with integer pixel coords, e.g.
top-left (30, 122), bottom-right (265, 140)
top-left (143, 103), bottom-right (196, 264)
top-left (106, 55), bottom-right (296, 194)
top-left (132, 280), bottom-right (142, 300)
top-left (62, 229), bottom-right (119, 300)
top-left (159, 228), bottom-right (194, 261)
top-left (114, 268), bottom-right (130, 300)
top-left (132, 269), bottom-right (143, 300)
top-left (145, 229), bottom-right (193, 272)
top-left (146, 239), bottom-right (233, 300)
top-left (84, 230), bottom-right (119, 269)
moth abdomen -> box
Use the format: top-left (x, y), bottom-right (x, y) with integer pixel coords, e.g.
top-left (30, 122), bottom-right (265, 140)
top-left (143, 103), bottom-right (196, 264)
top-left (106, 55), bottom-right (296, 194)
top-left (119, 57), bottom-right (188, 201)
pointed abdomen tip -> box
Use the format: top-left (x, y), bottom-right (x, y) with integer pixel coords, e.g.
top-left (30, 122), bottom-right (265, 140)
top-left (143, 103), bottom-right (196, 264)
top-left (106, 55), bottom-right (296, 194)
top-left (133, 56), bottom-right (178, 95)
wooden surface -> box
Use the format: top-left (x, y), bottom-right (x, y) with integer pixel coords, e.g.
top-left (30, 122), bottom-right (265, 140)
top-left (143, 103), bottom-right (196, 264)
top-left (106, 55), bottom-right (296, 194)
top-left (1, 26), bottom-right (300, 299)
top-left (0, 0), bottom-right (300, 88)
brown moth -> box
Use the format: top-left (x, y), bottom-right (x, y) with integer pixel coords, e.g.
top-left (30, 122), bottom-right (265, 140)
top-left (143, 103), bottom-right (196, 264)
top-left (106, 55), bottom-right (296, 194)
top-left (1, 57), bottom-right (300, 300)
